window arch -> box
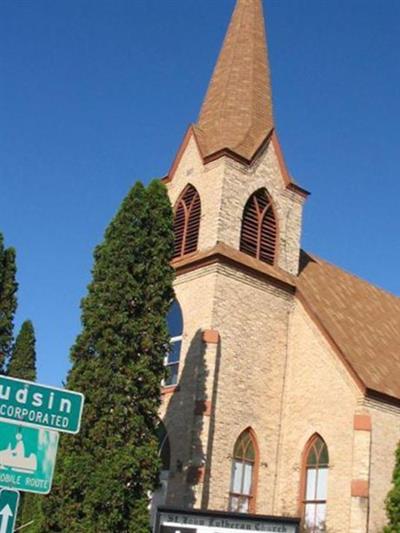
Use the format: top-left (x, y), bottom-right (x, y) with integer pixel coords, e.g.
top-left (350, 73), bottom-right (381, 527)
top-left (150, 422), bottom-right (171, 526)
top-left (164, 300), bottom-right (183, 387)
top-left (229, 428), bottom-right (259, 513)
top-left (156, 422), bottom-right (171, 471)
top-left (240, 188), bottom-right (277, 265)
top-left (301, 435), bottom-right (329, 532)
top-left (173, 184), bottom-right (201, 259)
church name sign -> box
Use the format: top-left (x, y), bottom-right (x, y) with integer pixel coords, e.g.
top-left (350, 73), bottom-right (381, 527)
top-left (157, 508), bottom-right (299, 533)
top-left (0, 376), bottom-right (84, 434)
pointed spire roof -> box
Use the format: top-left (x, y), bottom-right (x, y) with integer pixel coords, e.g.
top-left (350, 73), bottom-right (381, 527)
top-left (195, 0), bottom-right (274, 162)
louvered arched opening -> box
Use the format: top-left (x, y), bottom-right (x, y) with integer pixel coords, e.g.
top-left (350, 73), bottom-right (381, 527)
top-left (240, 188), bottom-right (277, 265)
top-left (173, 185), bottom-right (201, 259)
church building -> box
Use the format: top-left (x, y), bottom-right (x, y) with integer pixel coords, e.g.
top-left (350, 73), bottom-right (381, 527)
top-left (157, 1), bottom-right (400, 531)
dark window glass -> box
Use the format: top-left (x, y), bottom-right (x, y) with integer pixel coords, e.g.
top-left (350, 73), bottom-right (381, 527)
top-left (164, 301), bottom-right (183, 387)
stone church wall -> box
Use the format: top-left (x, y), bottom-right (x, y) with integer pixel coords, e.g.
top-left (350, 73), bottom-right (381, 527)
top-left (366, 399), bottom-right (400, 532)
top-left (278, 300), bottom-right (362, 532)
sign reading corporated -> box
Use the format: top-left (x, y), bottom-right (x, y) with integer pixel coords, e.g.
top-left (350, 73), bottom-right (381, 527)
top-left (0, 420), bottom-right (58, 495)
top-left (156, 508), bottom-right (300, 533)
top-left (0, 376), bottom-right (84, 434)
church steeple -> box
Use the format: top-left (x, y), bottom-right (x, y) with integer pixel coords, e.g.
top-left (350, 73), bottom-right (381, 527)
top-left (195, 0), bottom-right (274, 163)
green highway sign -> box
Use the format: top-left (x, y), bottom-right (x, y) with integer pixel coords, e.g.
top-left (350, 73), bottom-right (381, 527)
top-left (0, 490), bottom-right (19, 533)
top-left (0, 420), bottom-right (58, 495)
top-left (0, 376), bottom-right (84, 434)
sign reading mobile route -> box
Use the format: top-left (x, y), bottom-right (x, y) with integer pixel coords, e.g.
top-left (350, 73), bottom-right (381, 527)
top-left (0, 376), bottom-right (84, 434)
top-left (0, 420), bottom-right (58, 495)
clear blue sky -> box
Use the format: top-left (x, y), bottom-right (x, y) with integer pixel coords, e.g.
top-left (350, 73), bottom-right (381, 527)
top-left (1, 0), bottom-right (399, 386)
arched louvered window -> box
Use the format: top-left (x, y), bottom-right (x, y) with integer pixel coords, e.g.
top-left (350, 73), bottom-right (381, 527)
top-left (173, 185), bottom-right (201, 259)
top-left (229, 429), bottom-right (259, 513)
top-left (302, 435), bottom-right (329, 532)
top-left (240, 188), bottom-right (277, 265)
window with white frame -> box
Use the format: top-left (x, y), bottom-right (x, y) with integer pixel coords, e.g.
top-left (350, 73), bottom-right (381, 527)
top-left (164, 300), bottom-right (183, 387)
top-left (302, 435), bottom-right (329, 532)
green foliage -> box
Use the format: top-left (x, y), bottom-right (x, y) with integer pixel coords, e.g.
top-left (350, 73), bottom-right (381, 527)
top-left (8, 320), bottom-right (36, 380)
top-left (7, 320), bottom-right (41, 530)
top-left (385, 443), bottom-right (400, 532)
top-left (20, 493), bottom-right (45, 532)
top-left (42, 180), bottom-right (174, 532)
top-left (0, 232), bottom-right (18, 372)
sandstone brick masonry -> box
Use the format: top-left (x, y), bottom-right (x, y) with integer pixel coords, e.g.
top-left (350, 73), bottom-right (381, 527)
top-left (157, 2), bottom-right (400, 531)
top-left (159, 126), bottom-right (400, 531)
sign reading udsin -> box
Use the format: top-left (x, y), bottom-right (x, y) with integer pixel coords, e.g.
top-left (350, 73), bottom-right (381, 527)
top-left (0, 376), bottom-right (84, 434)
top-left (0, 420), bottom-right (58, 495)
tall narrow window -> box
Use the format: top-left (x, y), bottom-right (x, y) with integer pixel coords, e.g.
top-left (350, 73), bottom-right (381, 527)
top-left (240, 188), bottom-right (277, 265)
top-left (229, 429), bottom-right (258, 513)
top-left (164, 301), bottom-right (183, 387)
top-left (302, 435), bottom-right (329, 532)
top-left (173, 184), bottom-right (201, 259)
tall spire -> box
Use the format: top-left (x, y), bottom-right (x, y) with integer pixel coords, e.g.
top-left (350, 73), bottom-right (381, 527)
top-left (195, 0), bottom-right (274, 162)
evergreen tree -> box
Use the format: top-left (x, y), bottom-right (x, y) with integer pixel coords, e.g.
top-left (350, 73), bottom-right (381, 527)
top-left (43, 180), bottom-right (174, 532)
top-left (8, 320), bottom-right (36, 380)
top-left (20, 494), bottom-right (45, 533)
top-left (7, 320), bottom-right (43, 531)
top-left (0, 232), bottom-right (18, 372)
top-left (385, 443), bottom-right (400, 532)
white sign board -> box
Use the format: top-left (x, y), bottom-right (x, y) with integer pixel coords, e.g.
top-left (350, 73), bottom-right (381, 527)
top-left (157, 509), bottom-right (299, 533)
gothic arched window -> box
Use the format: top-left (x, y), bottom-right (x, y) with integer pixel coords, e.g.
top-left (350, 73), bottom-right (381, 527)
top-left (173, 184), bottom-right (201, 259)
top-left (164, 300), bottom-right (183, 387)
top-left (150, 422), bottom-right (171, 526)
top-left (240, 188), bottom-right (277, 265)
top-left (302, 435), bottom-right (329, 532)
top-left (156, 422), bottom-right (171, 472)
top-left (229, 429), bottom-right (258, 513)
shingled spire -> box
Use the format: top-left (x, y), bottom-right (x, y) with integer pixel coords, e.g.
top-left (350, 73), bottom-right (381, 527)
top-left (195, 0), bottom-right (274, 162)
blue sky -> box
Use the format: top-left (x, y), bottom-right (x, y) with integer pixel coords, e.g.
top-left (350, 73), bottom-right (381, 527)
top-left (1, 0), bottom-right (399, 386)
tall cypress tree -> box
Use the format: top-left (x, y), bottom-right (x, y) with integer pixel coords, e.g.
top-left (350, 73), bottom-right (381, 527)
top-left (7, 320), bottom-right (36, 380)
top-left (0, 233), bottom-right (18, 373)
top-left (385, 443), bottom-right (400, 532)
top-left (7, 320), bottom-right (44, 531)
top-left (43, 180), bottom-right (174, 532)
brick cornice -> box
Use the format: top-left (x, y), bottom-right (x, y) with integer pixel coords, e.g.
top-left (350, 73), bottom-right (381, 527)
top-left (351, 480), bottom-right (369, 498)
top-left (202, 330), bottom-right (219, 345)
top-left (186, 465), bottom-right (205, 484)
top-left (354, 414), bottom-right (372, 431)
top-left (194, 400), bottom-right (212, 417)
top-left (172, 242), bottom-right (296, 294)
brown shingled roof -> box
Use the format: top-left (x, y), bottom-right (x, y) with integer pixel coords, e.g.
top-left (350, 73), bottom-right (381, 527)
top-left (298, 252), bottom-right (400, 401)
top-left (195, 0), bottom-right (274, 162)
